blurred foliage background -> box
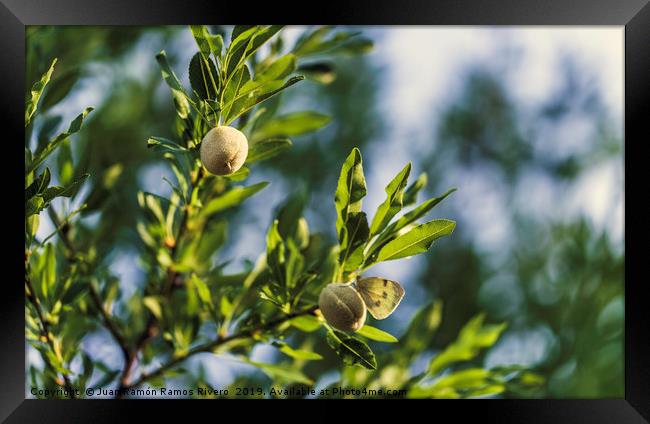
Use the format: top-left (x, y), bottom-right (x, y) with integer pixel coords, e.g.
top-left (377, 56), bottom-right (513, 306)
top-left (25, 26), bottom-right (623, 398)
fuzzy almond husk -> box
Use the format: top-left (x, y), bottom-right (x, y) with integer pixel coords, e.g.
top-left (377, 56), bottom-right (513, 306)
top-left (318, 283), bottom-right (367, 332)
top-left (200, 126), bottom-right (248, 175)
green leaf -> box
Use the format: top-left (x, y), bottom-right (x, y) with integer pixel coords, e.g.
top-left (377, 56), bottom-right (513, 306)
top-left (251, 74), bottom-right (303, 102)
top-left (326, 328), bottom-right (377, 370)
top-left (252, 111), bottom-right (330, 142)
top-left (194, 220), bottom-right (228, 264)
top-left (403, 172), bottom-right (428, 207)
top-left (224, 75), bottom-right (304, 125)
top-left (400, 300), bottom-right (443, 355)
top-left (221, 64), bottom-right (251, 121)
top-left (246, 138), bottom-right (292, 164)
top-left (39, 243), bottom-right (57, 300)
top-left (435, 368), bottom-right (492, 390)
top-left (190, 274), bottom-right (213, 307)
top-left (189, 25), bottom-right (213, 59)
top-left (219, 295), bottom-right (234, 317)
top-left (225, 26), bottom-right (260, 78)
top-left (25, 58), bottom-right (57, 127)
top-left (295, 219), bottom-right (310, 249)
top-left (335, 37), bottom-right (374, 55)
top-left (163, 153), bottom-right (191, 203)
top-left (222, 55), bottom-right (298, 117)
top-left (25, 167), bottom-right (51, 201)
top-left (245, 54), bottom-right (297, 88)
top-left (143, 296), bottom-right (163, 320)
top-left (274, 342), bottom-right (323, 360)
top-left (226, 25), bottom-right (284, 84)
top-left (223, 166), bottom-right (250, 182)
top-left (292, 27), bottom-right (334, 56)
top-left (266, 220), bottom-right (285, 286)
top-left (138, 192), bottom-right (166, 225)
top-left (289, 315), bottom-right (322, 332)
top-left (155, 51), bottom-right (191, 119)
top-left (57, 139), bottom-right (74, 187)
top-left (41, 173), bottom-right (89, 202)
top-left (275, 190), bottom-right (307, 242)
top-left (293, 28), bottom-right (371, 57)
top-left (408, 368), bottom-right (497, 399)
top-left (357, 325), bottom-right (398, 343)
top-left (208, 34), bottom-right (224, 61)
top-left (376, 219), bottom-right (456, 262)
top-left (381, 188), bottom-right (457, 240)
top-left (199, 182), bottom-right (269, 219)
top-left (428, 314), bottom-right (507, 375)
top-left (188, 53), bottom-right (219, 101)
top-left (284, 238), bottom-right (304, 290)
top-left (334, 148), bottom-right (367, 249)
top-left (244, 25), bottom-right (284, 63)
top-left (147, 136), bottom-right (190, 154)
top-left (340, 211), bottom-right (370, 272)
top-left (26, 214), bottom-right (40, 240)
top-left (244, 360), bottom-right (313, 385)
top-left (370, 163), bottom-right (411, 235)
top-left (250, 96), bottom-right (281, 132)
top-left (25, 196), bottom-right (44, 218)
top-left (25, 147), bottom-right (33, 171)
top-left (231, 25), bottom-right (257, 42)
top-left (28, 108), bottom-right (93, 174)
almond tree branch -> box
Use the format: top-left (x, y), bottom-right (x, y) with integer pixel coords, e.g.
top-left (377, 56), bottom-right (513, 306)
top-left (88, 283), bottom-right (130, 362)
top-left (119, 305), bottom-right (318, 395)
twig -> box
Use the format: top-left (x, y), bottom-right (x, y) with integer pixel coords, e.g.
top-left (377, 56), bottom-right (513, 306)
top-left (41, 204), bottom-right (87, 245)
top-left (120, 305), bottom-right (318, 394)
top-left (88, 283), bottom-right (130, 362)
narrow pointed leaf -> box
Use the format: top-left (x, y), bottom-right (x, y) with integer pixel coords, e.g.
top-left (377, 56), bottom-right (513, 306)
top-left (326, 329), bottom-right (377, 370)
top-left (334, 148), bottom-right (367, 248)
top-left (224, 75), bottom-right (304, 125)
top-left (370, 163), bottom-right (411, 235)
top-left (244, 360), bottom-right (313, 385)
top-left (357, 325), bottom-right (399, 343)
top-left (147, 136), bottom-right (190, 154)
top-left (155, 51), bottom-right (191, 118)
top-left (189, 25), bottom-right (212, 59)
top-left (246, 138), bottom-right (292, 164)
top-left (199, 182), bottom-right (269, 219)
top-left (383, 188), bottom-right (457, 238)
top-left (403, 172), bottom-right (428, 206)
top-left (25, 58), bottom-right (57, 126)
top-left (225, 26), bottom-right (260, 77)
top-left (42, 173), bottom-right (89, 202)
top-left (340, 211), bottom-right (369, 271)
top-left (376, 219), bottom-right (456, 262)
top-left (252, 111), bottom-right (330, 141)
top-left (289, 315), bottom-right (322, 332)
top-left (274, 342), bottom-right (323, 360)
top-left (188, 53), bottom-right (219, 101)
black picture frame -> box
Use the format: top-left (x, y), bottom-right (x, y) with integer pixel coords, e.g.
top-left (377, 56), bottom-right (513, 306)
top-left (3, 0), bottom-right (648, 421)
